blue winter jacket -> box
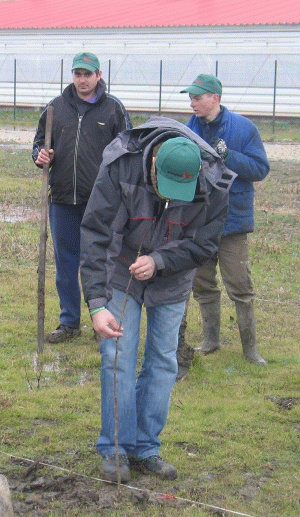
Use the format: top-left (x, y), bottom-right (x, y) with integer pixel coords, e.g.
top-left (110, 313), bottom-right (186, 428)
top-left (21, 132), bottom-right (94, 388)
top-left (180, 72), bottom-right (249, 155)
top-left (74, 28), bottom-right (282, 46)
top-left (186, 106), bottom-right (269, 235)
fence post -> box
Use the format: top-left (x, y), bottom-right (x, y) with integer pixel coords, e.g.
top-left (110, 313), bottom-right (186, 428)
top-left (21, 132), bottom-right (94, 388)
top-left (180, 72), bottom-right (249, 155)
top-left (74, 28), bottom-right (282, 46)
top-left (215, 60), bottom-right (218, 77)
top-left (158, 60), bottom-right (162, 115)
top-left (272, 59), bottom-right (277, 134)
top-left (13, 58), bottom-right (16, 121)
top-left (108, 59), bottom-right (111, 93)
top-left (60, 59), bottom-right (64, 94)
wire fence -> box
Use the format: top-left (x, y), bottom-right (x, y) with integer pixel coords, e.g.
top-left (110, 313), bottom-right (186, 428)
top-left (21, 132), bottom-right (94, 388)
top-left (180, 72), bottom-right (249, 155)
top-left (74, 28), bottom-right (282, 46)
top-left (0, 54), bottom-right (300, 133)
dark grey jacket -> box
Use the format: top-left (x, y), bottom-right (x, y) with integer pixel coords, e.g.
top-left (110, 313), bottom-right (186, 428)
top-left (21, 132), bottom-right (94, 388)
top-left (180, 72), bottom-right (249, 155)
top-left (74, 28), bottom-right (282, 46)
top-left (80, 117), bottom-right (236, 308)
top-left (32, 80), bottom-right (131, 205)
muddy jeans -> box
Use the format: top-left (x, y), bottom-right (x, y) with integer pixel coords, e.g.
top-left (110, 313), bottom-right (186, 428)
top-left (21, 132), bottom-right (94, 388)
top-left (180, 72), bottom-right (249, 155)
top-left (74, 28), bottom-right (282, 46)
top-left (193, 233), bottom-right (255, 305)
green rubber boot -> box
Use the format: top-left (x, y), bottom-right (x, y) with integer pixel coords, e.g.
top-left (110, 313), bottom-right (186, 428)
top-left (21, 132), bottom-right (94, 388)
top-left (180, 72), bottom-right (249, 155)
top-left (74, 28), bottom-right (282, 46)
top-left (235, 300), bottom-right (268, 365)
top-left (196, 300), bottom-right (221, 355)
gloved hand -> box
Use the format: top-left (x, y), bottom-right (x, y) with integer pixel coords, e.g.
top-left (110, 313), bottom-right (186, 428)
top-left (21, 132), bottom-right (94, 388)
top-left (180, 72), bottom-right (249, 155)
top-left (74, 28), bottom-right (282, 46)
top-left (210, 138), bottom-right (229, 161)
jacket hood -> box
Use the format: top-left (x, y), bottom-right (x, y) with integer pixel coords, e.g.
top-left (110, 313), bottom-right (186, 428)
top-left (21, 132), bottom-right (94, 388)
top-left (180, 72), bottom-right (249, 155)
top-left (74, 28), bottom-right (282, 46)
top-left (102, 116), bottom-right (237, 194)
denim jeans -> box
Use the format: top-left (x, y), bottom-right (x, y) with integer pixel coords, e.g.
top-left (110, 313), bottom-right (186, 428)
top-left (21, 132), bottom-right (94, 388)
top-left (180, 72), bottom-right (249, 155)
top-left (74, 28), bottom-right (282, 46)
top-left (48, 203), bottom-right (86, 327)
top-left (96, 288), bottom-right (186, 459)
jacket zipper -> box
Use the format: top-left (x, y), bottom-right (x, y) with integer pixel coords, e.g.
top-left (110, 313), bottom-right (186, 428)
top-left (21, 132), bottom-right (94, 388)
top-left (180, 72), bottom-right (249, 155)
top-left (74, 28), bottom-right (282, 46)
top-left (73, 115), bottom-right (83, 204)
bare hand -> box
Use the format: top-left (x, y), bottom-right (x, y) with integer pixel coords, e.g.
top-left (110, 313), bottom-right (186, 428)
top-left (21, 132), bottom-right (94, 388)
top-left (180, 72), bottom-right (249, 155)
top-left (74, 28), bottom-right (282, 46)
top-left (92, 309), bottom-right (123, 339)
top-left (129, 255), bottom-right (156, 281)
top-left (35, 148), bottom-right (54, 165)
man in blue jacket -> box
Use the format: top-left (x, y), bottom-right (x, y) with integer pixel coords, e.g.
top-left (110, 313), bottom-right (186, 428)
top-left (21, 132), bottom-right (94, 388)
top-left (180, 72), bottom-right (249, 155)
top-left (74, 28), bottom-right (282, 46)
top-left (179, 74), bottom-right (269, 368)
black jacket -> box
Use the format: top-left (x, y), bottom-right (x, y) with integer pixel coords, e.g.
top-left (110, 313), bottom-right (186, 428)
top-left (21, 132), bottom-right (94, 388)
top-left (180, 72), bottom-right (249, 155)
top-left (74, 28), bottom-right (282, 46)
top-left (32, 80), bottom-right (131, 205)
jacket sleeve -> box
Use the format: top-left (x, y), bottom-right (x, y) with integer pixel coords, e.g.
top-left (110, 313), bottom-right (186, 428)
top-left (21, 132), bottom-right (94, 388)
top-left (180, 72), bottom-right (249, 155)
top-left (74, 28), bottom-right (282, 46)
top-left (32, 101), bottom-right (55, 167)
top-left (108, 94), bottom-right (132, 137)
top-left (80, 161), bottom-right (125, 307)
top-left (224, 123), bottom-right (269, 182)
top-left (150, 187), bottom-right (229, 277)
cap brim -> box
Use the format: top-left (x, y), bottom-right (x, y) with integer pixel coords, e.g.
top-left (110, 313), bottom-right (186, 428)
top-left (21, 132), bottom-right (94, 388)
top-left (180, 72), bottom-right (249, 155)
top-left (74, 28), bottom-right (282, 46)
top-left (72, 61), bottom-right (97, 72)
top-left (180, 85), bottom-right (208, 94)
top-left (157, 173), bottom-right (197, 202)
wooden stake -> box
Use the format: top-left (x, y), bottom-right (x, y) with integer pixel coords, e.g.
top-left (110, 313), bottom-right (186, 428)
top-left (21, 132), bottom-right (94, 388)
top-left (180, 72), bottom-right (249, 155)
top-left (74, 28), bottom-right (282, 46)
top-left (37, 105), bottom-right (54, 354)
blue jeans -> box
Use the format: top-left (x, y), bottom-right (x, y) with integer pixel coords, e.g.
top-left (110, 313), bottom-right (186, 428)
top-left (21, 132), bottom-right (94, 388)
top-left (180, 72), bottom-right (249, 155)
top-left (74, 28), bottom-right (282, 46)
top-left (48, 203), bottom-right (86, 328)
top-left (96, 288), bottom-right (186, 459)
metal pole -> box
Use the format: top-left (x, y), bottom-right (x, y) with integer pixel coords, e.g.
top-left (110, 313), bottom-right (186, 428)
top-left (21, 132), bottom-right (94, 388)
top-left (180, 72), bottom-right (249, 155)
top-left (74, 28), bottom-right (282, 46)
top-left (216, 60), bottom-right (218, 77)
top-left (60, 59), bottom-right (63, 94)
top-left (158, 60), bottom-right (162, 115)
top-left (272, 60), bottom-right (278, 134)
top-left (13, 59), bottom-right (16, 121)
top-left (108, 59), bottom-right (111, 93)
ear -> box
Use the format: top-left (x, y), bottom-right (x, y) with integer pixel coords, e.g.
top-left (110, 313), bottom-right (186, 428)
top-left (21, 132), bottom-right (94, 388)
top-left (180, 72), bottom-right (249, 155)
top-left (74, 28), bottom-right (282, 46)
top-left (97, 70), bottom-right (102, 80)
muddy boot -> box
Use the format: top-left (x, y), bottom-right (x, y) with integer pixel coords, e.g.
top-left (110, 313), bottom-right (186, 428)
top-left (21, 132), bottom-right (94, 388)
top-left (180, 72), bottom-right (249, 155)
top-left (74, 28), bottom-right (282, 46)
top-left (195, 300), bottom-right (221, 354)
top-left (176, 308), bottom-right (195, 381)
top-left (235, 300), bottom-right (268, 365)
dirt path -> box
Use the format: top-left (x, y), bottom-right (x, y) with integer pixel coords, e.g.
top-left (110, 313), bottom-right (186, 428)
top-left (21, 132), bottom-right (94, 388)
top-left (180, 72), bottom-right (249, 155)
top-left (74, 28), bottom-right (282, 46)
top-left (1, 128), bottom-right (300, 162)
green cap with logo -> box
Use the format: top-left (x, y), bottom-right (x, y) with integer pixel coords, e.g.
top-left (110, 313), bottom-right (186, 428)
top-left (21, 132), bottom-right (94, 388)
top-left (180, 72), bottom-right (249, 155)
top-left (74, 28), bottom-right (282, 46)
top-left (181, 74), bottom-right (222, 96)
top-left (156, 137), bottom-right (201, 202)
top-left (72, 52), bottom-right (100, 72)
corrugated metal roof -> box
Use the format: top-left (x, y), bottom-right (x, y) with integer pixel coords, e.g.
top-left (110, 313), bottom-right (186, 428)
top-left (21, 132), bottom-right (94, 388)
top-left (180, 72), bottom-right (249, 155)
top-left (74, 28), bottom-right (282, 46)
top-left (0, 0), bottom-right (300, 30)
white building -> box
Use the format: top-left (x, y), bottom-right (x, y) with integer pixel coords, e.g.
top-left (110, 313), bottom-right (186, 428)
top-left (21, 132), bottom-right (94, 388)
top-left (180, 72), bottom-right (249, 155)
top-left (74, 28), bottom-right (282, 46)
top-left (0, 0), bottom-right (299, 116)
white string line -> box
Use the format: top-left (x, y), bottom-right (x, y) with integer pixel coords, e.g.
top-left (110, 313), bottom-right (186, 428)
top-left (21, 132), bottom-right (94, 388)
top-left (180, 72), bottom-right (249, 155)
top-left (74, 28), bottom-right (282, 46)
top-left (0, 451), bottom-right (259, 517)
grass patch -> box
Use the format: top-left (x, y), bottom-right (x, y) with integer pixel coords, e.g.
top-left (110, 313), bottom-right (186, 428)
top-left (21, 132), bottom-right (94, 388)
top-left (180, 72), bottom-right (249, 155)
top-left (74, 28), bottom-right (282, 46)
top-left (0, 141), bottom-right (300, 516)
top-left (1, 107), bottom-right (300, 141)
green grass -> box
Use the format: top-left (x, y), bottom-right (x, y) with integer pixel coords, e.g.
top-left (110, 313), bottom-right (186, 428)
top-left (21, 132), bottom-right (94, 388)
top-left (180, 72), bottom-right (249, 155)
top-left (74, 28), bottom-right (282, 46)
top-left (0, 143), bottom-right (300, 516)
top-left (0, 107), bottom-right (42, 127)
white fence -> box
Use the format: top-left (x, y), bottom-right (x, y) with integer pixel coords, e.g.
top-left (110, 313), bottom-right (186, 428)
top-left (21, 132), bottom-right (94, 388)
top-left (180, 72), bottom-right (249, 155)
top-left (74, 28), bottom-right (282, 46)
top-left (1, 53), bottom-right (300, 117)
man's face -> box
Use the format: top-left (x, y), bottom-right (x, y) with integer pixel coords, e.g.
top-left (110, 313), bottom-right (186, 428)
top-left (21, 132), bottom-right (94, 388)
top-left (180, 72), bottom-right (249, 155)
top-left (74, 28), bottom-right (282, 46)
top-left (189, 92), bottom-right (219, 122)
top-left (72, 68), bottom-right (102, 100)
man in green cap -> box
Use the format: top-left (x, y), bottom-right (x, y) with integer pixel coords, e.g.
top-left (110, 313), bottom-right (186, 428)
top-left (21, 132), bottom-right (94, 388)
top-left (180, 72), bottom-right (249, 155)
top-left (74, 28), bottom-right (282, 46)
top-left (178, 73), bottom-right (270, 368)
top-left (33, 52), bottom-right (131, 344)
top-left (80, 116), bottom-right (235, 482)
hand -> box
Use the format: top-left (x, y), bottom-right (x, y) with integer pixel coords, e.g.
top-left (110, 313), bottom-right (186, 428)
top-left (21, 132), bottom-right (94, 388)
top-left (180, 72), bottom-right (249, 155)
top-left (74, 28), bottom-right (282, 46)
top-left (209, 138), bottom-right (229, 161)
top-left (92, 309), bottom-right (123, 339)
top-left (35, 148), bottom-right (54, 165)
top-left (129, 255), bottom-right (156, 281)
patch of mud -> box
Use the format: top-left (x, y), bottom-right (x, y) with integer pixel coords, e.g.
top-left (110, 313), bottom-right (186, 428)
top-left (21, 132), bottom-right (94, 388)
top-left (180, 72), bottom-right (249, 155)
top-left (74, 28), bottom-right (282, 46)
top-left (2, 453), bottom-right (275, 516)
top-left (266, 396), bottom-right (299, 410)
top-left (5, 462), bottom-right (189, 516)
top-left (0, 205), bottom-right (41, 223)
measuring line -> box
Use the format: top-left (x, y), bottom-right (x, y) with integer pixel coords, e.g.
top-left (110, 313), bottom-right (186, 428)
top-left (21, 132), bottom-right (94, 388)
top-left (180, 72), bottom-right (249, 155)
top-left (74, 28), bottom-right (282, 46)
top-left (0, 450), bottom-right (260, 517)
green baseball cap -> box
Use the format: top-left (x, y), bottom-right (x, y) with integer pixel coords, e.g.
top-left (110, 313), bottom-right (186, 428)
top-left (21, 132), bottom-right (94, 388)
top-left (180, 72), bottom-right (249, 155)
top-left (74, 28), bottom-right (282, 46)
top-left (72, 52), bottom-right (100, 72)
top-left (181, 74), bottom-right (222, 96)
top-left (156, 137), bottom-right (201, 202)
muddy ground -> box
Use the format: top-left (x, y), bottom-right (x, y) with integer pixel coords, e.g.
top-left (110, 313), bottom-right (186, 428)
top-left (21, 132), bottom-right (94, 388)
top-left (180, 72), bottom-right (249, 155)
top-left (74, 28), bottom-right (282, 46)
top-left (5, 456), bottom-right (194, 516)
top-left (3, 394), bottom-right (298, 516)
top-left (1, 135), bottom-right (300, 516)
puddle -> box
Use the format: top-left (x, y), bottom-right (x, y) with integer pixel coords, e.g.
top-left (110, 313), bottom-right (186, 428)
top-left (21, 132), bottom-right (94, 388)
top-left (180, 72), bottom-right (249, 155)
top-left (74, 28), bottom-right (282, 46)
top-left (29, 351), bottom-right (97, 387)
top-left (0, 204), bottom-right (40, 223)
top-left (0, 143), bottom-right (32, 150)
top-left (31, 351), bottom-right (62, 373)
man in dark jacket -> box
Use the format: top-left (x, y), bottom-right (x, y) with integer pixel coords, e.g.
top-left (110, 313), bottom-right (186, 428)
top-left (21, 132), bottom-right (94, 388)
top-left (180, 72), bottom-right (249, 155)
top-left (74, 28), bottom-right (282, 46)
top-left (32, 52), bottom-right (131, 343)
top-left (80, 117), bottom-right (236, 482)
top-left (179, 74), bottom-right (270, 368)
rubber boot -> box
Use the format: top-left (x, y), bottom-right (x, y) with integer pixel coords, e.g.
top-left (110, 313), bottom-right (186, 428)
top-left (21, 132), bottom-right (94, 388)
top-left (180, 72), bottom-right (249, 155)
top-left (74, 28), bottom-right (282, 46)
top-left (176, 306), bottom-right (195, 381)
top-left (195, 300), bottom-right (221, 354)
top-left (235, 300), bottom-right (268, 365)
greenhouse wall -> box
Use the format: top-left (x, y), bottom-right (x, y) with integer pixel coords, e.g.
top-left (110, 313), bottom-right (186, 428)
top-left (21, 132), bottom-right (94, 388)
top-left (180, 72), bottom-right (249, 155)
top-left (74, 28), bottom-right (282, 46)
top-left (0, 26), bottom-right (299, 116)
